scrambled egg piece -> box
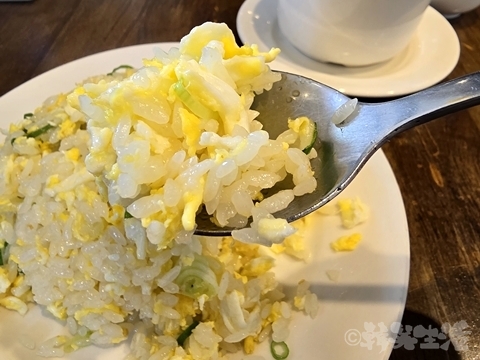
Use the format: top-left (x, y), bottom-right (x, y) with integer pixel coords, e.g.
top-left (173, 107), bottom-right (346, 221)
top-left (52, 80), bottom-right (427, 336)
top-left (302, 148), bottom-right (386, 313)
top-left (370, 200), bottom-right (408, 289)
top-left (179, 108), bottom-right (201, 156)
top-left (182, 177), bottom-right (205, 232)
top-left (180, 22), bottom-right (279, 62)
top-left (330, 233), bottom-right (362, 252)
top-left (107, 204), bottom-right (125, 224)
top-left (270, 212), bottom-right (314, 260)
top-left (257, 218), bottom-right (296, 244)
top-left (0, 267), bottom-right (11, 293)
top-left (241, 256), bottom-right (274, 277)
top-left (65, 147), bottom-right (81, 161)
top-left (0, 296), bottom-right (28, 315)
top-left (57, 118), bottom-right (77, 139)
top-left (313, 197), bottom-right (369, 253)
top-left (0, 269), bottom-right (30, 316)
top-left (244, 336), bottom-right (255, 354)
top-left (337, 198), bottom-right (369, 229)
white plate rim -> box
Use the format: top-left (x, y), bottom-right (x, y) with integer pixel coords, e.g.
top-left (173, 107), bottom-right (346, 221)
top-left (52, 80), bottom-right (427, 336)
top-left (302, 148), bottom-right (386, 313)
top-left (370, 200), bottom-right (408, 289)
top-left (237, 0), bottom-right (460, 97)
top-left (0, 42), bottom-right (411, 360)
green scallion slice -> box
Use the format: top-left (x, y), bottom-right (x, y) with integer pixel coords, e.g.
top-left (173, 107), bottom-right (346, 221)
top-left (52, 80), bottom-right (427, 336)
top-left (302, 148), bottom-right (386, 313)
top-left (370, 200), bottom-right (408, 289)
top-left (301, 121), bottom-right (317, 155)
top-left (107, 65), bottom-right (134, 76)
top-left (26, 124), bottom-right (55, 138)
top-left (177, 321), bottom-right (199, 347)
top-left (173, 81), bottom-right (217, 120)
top-left (175, 255), bottom-right (218, 298)
top-left (0, 243), bottom-right (8, 266)
top-left (271, 340), bottom-right (289, 360)
top-left (63, 332), bottom-right (92, 353)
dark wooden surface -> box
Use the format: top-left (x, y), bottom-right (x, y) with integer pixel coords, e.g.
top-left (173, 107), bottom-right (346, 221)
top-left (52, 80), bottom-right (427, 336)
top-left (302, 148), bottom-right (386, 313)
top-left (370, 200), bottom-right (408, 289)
top-left (0, 1), bottom-right (479, 359)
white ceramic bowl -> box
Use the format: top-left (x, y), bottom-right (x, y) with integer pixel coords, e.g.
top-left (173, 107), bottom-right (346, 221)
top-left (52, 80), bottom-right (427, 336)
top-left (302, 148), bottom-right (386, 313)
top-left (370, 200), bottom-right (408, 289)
top-left (430, 0), bottom-right (480, 17)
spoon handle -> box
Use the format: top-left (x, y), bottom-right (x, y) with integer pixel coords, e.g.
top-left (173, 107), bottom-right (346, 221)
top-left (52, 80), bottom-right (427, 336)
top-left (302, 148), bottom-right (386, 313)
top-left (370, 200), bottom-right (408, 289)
top-left (360, 71), bottom-right (480, 145)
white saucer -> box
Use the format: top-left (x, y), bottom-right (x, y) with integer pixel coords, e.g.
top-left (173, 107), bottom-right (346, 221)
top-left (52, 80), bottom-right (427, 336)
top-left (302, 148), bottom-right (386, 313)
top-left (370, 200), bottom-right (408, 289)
top-left (237, 0), bottom-right (460, 97)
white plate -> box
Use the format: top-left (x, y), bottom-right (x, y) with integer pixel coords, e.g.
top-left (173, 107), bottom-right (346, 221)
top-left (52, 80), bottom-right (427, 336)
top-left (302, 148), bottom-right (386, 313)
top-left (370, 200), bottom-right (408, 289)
top-left (0, 43), bottom-right (410, 360)
top-left (237, 0), bottom-right (460, 97)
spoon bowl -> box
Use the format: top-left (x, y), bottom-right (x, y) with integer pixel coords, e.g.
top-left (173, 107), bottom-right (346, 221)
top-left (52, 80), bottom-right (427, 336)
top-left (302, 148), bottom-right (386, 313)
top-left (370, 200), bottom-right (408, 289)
top-left (195, 71), bottom-right (480, 236)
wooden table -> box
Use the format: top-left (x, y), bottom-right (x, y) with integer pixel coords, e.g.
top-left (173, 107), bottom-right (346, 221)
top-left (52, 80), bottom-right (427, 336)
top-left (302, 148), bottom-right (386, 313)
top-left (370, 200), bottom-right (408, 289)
top-left (1, 1), bottom-right (479, 359)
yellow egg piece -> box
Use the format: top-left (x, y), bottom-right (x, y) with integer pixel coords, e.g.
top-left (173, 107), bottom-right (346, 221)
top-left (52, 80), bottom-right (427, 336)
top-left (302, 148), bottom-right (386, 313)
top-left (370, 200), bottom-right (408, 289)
top-left (330, 233), bottom-right (362, 252)
top-left (0, 296), bottom-right (28, 315)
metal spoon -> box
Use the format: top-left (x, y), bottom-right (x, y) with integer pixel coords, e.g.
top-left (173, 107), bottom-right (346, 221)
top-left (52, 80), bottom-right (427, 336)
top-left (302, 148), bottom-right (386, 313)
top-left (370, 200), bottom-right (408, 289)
top-left (195, 71), bottom-right (480, 236)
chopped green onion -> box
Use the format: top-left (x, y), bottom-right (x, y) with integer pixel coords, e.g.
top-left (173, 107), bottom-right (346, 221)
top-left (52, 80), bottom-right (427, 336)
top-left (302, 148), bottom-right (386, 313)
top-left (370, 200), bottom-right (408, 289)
top-left (124, 210), bottom-right (133, 219)
top-left (11, 128), bottom-right (28, 145)
top-left (107, 65), bottom-right (133, 76)
top-left (11, 124), bottom-right (55, 144)
top-left (271, 341), bottom-right (289, 360)
top-left (175, 255), bottom-right (218, 298)
top-left (63, 332), bottom-right (92, 353)
top-left (177, 321), bottom-right (199, 347)
top-left (302, 121), bottom-right (317, 155)
top-left (0, 243), bottom-right (8, 266)
top-left (26, 124), bottom-right (55, 138)
top-left (173, 81), bottom-right (217, 120)
top-left (23, 113), bottom-right (34, 119)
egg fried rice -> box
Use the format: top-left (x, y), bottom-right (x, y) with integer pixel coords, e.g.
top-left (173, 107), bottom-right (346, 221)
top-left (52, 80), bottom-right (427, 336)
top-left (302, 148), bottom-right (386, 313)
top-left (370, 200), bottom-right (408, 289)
top-left (0, 23), bottom-right (319, 359)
